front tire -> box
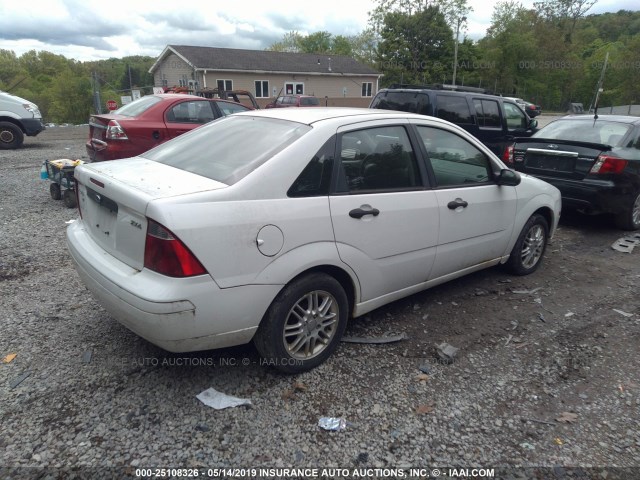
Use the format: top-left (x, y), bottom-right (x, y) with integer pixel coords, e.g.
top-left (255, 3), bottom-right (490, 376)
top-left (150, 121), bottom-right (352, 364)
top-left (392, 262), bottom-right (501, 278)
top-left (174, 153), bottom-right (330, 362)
top-left (506, 214), bottom-right (549, 275)
top-left (254, 272), bottom-right (348, 374)
top-left (614, 191), bottom-right (640, 231)
top-left (0, 122), bottom-right (24, 149)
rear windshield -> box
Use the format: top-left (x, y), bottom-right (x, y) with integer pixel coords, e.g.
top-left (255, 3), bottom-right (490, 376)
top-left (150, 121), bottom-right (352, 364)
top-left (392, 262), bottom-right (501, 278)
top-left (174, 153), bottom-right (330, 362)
top-left (143, 116), bottom-right (311, 185)
top-left (535, 119), bottom-right (632, 145)
top-left (115, 96), bottom-right (163, 117)
top-left (371, 91), bottom-right (431, 115)
top-left (301, 97), bottom-right (320, 106)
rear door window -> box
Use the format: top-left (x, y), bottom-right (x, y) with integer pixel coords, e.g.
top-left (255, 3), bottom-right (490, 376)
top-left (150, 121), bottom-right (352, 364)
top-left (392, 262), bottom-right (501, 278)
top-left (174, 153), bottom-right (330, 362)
top-left (166, 100), bottom-right (215, 124)
top-left (336, 126), bottom-right (422, 192)
top-left (474, 99), bottom-right (501, 128)
top-left (436, 95), bottom-right (473, 125)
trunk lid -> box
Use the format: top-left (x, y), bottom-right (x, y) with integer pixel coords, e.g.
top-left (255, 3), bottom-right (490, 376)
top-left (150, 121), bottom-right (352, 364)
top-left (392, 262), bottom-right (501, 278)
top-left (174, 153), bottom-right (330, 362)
top-left (74, 158), bottom-right (227, 271)
top-left (513, 137), bottom-right (612, 180)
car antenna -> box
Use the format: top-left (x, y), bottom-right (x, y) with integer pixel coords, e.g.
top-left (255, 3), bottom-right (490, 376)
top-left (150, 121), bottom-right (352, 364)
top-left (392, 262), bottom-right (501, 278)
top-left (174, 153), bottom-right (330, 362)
top-left (590, 51), bottom-right (609, 124)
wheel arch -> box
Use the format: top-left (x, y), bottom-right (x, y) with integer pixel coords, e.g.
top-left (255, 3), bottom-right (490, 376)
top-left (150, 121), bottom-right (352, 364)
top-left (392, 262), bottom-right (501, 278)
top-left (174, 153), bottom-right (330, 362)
top-left (0, 116), bottom-right (24, 132)
top-left (286, 265), bottom-right (357, 317)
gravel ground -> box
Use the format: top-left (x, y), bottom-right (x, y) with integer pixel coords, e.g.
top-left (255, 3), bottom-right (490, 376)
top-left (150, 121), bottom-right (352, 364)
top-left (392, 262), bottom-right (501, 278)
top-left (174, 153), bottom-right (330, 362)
top-left (1, 126), bottom-right (640, 479)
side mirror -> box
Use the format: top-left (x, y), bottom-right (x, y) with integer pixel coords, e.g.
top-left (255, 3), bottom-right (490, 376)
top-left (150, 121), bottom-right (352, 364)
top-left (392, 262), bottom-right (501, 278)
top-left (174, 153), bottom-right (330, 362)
top-left (497, 168), bottom-right (521, 186)
top-left (528, 118), bottom-right (538, 130)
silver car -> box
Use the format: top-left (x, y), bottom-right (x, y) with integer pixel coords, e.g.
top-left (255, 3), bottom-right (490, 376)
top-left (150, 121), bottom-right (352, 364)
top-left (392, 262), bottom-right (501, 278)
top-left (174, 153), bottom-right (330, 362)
top-left (67, 108), bottom-right (561, 373)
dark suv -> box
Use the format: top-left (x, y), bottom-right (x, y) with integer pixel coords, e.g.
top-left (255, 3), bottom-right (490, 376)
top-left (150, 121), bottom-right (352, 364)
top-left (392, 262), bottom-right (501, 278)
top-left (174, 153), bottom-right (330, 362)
top-left (370, 85), bottom-right (538, 158)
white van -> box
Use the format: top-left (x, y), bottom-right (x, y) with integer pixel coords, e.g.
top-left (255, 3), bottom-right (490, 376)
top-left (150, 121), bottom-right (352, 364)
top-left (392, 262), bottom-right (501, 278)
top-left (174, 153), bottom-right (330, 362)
top-left (0, 91), bottom-right (46, 149)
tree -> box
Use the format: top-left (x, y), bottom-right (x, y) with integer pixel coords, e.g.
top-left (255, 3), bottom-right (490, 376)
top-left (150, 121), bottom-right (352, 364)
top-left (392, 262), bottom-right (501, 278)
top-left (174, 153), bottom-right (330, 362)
top-left (377, 6), bottom-right (453, 86)
top-left (534, 0), bottom-right (597, 42)
top-left (267, 31), bottom-right (303, 52)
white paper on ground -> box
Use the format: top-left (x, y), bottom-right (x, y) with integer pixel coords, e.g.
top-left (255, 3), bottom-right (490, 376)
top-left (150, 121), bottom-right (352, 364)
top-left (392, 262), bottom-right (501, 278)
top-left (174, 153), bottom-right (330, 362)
top-left (196, 387), bottom-right (252, 409)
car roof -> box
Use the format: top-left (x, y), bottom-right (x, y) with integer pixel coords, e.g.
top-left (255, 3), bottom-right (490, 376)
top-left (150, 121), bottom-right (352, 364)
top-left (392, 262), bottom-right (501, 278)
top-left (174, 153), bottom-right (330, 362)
top-left (234, 106), bottom-right (435, 125)
top-left (377, 87), bottom-right (510, 102)
top-left (554, 114), bottom-right (640, 125)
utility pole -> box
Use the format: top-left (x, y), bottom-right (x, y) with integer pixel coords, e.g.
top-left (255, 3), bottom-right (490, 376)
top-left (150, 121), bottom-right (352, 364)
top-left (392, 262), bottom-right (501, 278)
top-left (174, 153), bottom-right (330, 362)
top-left (452, 16), bottom-right (466, 86)
top-left (92, 71), bottom-right (103, 114)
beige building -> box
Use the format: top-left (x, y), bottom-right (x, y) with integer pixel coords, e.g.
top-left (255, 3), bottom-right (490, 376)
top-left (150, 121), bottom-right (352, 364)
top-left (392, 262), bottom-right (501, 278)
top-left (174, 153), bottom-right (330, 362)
top-left (149, 45), bottom-right (381, 108)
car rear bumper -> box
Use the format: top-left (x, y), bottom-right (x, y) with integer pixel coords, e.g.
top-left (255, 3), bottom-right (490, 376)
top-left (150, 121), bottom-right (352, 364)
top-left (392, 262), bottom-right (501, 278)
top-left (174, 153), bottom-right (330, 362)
top-left (66, 220), bottom-right (281, 352)
top-left (85, 139), bottom-right (140, 162)
top-left (533, 175), bottom-right (635, 214)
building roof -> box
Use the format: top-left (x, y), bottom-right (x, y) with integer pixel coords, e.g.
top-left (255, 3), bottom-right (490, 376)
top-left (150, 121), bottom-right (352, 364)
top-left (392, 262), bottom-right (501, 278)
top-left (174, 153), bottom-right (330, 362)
top-left (150, 45), bottom-right (380, 76)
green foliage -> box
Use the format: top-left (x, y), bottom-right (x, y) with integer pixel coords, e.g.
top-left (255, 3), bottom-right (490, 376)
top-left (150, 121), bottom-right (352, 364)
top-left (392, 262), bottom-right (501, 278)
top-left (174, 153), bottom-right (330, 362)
top-left (0, 51), bottom-right (155, 123)
top-left (377, 6), bottom-right (454, 86)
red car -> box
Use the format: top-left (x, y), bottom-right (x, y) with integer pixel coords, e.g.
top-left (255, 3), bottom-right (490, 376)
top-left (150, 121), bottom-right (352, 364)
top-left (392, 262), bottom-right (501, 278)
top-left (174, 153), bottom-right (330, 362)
top-left (265, 95), bottom-right (321, 108)
top-left (86, 94), bottom-right (251, 161)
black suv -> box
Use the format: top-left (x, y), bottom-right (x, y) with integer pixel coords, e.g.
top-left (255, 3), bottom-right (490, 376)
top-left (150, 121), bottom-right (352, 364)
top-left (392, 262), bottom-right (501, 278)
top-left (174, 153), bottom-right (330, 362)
top-left (370, 85), bottom-right (538, 158)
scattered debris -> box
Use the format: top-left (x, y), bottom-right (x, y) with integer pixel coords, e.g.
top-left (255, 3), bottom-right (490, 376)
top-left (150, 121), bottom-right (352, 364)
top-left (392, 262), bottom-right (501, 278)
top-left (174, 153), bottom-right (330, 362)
top-left (282, 382), bottom-right (308, 400)
top-left (521, 417), bottom-right (556, 426)
top-left (415, 403), bottom-right (435, 414)
top-left (9, 371), bottom-right (31, 389)
top-left (342, 333), bottom-right (407, 344)
top-left (555, 438), bottom-right (564, 445)
top-left (613, 309), bottom-right (634, 318)
top-left (415, 374), bottom-right (430, 382)
top-left (196, 388), bottom-right (252, 410)
top-left (418, 363), bottom-right (432, 374)
top-left (318, 417), bottom-right (348, 431)
top-left (512, 287), bottom-right (543, 295)
top-left (422, 314), bottom-right (429, 321)
top-left (565, 312), bottom-right (575, 318)
top-left (538, 312), bottom-right (546, 323)
top-left (81, 350), bottom-right (92, 364)
top-left (475, 288), bottom-right (489, 296)
top-left (2, 353), bottom-right (17, 363)
top-left (505, 334), bottom-right (513, 346)
top-left (611, 234), bottom-right (640, 253)
top-left (435, 342), bottom-right (459, 363)
top-left (498, 279), bottom-right (512, 284)
top-left (520, 442), bottom-right (536, 450)
top-left (556, 412), bottom-right (578, 423)
top-left (65, 220), bottom-right (76, 225)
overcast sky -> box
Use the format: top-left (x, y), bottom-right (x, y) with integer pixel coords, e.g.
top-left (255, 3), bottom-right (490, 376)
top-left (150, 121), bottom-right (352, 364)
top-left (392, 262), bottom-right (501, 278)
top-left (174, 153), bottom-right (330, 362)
top-left (0, 0), bottom-right (636, 61)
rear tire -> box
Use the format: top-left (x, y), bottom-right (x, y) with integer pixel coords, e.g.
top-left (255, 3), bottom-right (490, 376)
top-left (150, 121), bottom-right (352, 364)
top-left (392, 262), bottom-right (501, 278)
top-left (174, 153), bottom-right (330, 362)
top-left (0, 122), bottom-right (23, 149)
top-left (506, 214), bottom-right (549, 275)
top-left (50, 183), bottom-right (61, 200)
top-left (63, 189), bottom-right (77, 208)
top-left (253, 272), bottom-right (348, 374)
top-left (614, 191), bottom-right (640, 231)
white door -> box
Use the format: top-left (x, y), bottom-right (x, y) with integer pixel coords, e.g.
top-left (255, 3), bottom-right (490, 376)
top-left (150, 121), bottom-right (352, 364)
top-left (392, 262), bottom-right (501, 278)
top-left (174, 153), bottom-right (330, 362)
top-left (413, 125), bottom-right (518, 279)
top-left (329, 124), bottom-right (439, 302)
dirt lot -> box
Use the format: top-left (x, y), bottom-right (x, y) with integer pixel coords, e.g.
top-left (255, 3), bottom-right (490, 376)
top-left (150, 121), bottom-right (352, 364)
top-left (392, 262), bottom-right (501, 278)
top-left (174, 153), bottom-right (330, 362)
top-left (1, 124), bottom-right (639, 478)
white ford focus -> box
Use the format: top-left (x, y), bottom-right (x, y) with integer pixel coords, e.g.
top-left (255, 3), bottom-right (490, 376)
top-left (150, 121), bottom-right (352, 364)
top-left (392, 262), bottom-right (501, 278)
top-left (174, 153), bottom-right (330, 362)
top-left (67, 108), bottom-right (561, 373)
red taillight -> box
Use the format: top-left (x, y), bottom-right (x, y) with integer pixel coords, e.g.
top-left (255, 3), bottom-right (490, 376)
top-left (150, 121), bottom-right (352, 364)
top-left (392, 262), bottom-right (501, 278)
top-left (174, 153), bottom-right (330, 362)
top-left (590, 154), bottom-right (628, 174)
top-left (144, 220), bottom-right (206, 277)
top-left (106, 120), bottom-right (128, 140)
top-left (502, 145), bottom-right (514, 165)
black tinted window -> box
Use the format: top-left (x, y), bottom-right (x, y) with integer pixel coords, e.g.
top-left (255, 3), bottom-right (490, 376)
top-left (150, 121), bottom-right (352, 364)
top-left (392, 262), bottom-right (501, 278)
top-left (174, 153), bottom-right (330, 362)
top-left (371, 92), bottom-right (431, 115)
top-left (288, 137), bottom-right (335, 197)
top-left (337, 126), bottom-right (421, 192)
top-left (474, 99), bottom-right (501, 128)
top-left (436, 95), bottom-right (473, 124)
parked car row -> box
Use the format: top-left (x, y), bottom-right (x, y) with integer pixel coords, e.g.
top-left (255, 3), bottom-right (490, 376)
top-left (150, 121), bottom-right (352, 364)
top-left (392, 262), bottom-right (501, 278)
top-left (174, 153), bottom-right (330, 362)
top-left (62, 88), bottom-right (639, 374)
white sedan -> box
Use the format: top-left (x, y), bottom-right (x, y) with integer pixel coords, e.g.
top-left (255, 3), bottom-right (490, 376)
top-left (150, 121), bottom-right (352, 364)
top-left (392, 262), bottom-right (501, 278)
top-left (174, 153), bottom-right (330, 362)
top-left (67, 108), bottom-right (561, 373)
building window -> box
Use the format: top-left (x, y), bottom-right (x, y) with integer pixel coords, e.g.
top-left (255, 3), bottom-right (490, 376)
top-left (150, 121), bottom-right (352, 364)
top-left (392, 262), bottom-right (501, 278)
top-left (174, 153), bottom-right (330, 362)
top-left (217, 79), bottom-right (233, 91)
top-left (362, 82), bottom-right (372, 97)
top-left (285, 82), bottom-right (304, 95)
top-left (255, 80), bottom-right (269, 98)
top-left (162, 74), bottom-right (168, 87)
